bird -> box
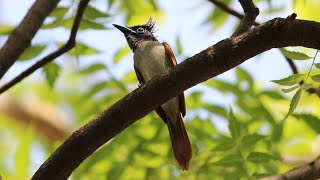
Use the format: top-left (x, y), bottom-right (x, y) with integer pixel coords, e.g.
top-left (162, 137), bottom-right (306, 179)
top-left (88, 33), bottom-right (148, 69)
top-left (113, 17), bottom-right (192, 170)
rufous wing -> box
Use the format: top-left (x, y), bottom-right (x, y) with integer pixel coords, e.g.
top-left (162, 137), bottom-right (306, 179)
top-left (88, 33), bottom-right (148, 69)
top-left (162, 42), bottom-right (186, 117)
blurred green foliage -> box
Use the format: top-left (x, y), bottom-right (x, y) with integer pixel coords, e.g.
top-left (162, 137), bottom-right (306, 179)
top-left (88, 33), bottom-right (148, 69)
top-left (0, 0), bottom-right (320, 179)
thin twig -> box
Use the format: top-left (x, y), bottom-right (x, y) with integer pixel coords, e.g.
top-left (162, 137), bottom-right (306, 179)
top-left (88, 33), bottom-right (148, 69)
top-left (232, 0), bottom-right (259, 37)
top-left (0, 0), bottom-right (91, 94)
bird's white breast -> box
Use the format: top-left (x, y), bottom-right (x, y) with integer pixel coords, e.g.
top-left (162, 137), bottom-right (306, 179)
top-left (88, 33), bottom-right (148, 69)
top-left (134, 41), bottom-right (168, 82)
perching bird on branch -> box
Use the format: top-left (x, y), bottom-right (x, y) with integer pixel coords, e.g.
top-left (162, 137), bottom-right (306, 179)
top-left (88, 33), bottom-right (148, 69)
top-left (113, 17), bottom-right (192, 170)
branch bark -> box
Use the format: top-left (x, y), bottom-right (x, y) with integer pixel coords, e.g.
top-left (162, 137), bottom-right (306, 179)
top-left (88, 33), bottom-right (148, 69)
top-left (0, 0), bottom-right (61, 79)
top-left (31, 17), bottom-right (320, 179)
top-left (260, 161), bottom-right (320, 180)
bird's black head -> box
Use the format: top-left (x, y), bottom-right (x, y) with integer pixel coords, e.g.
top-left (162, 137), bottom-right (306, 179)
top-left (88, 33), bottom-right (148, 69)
top-left (113, 17), bottom-right (158, 52)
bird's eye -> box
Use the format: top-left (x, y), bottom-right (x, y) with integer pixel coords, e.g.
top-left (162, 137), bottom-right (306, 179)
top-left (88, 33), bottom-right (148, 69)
top-left (136, 27), bottom-right (144, 33)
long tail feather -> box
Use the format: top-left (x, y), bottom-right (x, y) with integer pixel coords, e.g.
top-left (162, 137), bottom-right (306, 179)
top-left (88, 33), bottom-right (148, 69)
top-left (166, 114), bottom-right (192, 170)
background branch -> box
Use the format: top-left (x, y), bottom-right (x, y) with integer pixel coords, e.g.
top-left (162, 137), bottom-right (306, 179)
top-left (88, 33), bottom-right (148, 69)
top-left (0, 0), bottom-right (91, 94)
top-left (207, 0), bottom-right (320, 97)
top-left (31, 18), bottom-right (320, 179)
top-left (232, 0), bottom-right (259, 36)
top-left (0, 0), bottom-right (61, 79)
top-left (260, 161), bottom-right (320, 180)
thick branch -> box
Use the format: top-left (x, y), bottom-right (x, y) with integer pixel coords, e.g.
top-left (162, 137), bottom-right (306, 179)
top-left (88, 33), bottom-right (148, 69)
top-left (0, 0), bottom-right (61, 79)
top-left (232, 0), bottom-right (259, 36)
top-left (260, 161), bottom-right (320, 180)
top-left (32, 18), bottom-right (320, 179)
top-left (0, 0), bottom-right (90, 94)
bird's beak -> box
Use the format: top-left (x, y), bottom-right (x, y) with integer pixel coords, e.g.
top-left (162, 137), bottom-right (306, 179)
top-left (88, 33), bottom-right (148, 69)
top-left (113, 24), bottom-right (135, 35)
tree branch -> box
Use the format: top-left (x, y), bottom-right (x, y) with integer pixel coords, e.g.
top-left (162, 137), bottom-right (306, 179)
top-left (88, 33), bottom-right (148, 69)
top-left (32, 17), bottom-right (320, 179)
top-left (207, 0), bottom-right (320, 97)
top-left (0, 0), bottom-right (61, 79)
top-left (232, 0), bottom-right (259, 37)
top-left (260, 161), bottom-right (320, 180)
top-left (0, 0), bottom-right (90, 95)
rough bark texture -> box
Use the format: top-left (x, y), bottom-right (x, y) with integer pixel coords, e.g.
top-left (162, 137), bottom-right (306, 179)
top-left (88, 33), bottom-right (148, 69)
top-left (31, 18), bottom-right (320, 179)
top-left (0, 0), bottom-right (61, 78)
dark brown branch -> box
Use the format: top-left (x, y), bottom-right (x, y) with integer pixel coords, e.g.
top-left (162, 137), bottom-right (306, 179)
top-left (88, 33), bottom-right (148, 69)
top-left (260, 161), bottom-right (320, 180)
top-left (232, 0), bottom-right (259, 37)
top-left (0, 0), bottom-right (90, 95)
top-left (32, 18), bottom-right (320, 179)
top-left (0, 0), bottom-right (61, 79)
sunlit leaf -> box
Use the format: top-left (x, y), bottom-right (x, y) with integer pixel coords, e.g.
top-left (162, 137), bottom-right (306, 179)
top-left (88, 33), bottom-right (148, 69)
top-left (259, 90), bottom-right (286, 100)
top-left (271, 74), bottom-right (305, 86)
top-left (213, 137), bottom-right (235, 151)
top-left (294, 114), bottom-right (320, 133)
top-left (247, 152), bottom-right (274, 163)
top-left (281, 85), bottom-right (300, 93)
top-left (49, 7), bottom-right (69, 20)
top-left (79, 63), bottom-right (106, 74)
top-left (228, 108), bottom-right (241, 139)
top-left (0, 24), bottom-right (13, 35)
top-left (14, 127), bottom-right (34, 179)
top-left (303, 83), bottom-right (314, 90)
top-left (176, 36), bottom-right (183, 54)
top-left (314, 63), bottom-right (320, 69)
top-left (69, 42), bottom-right (99, 56)
top-left (113, 46), bottom-right (131, 63)
top-left (43, 62), bottom-right (61, 88)
top-left (294, 0), bottom-right (320, 22)
top-left (283, 87), bottom-right (302, 120)
top-left (18, 45), bottom-right (46, 61)
top-left (280, 48), bottom-right (312, 60)
top-left (311, 75), bottom-right (320, 82)
top-left (85, 5), bottom-right (111, 20)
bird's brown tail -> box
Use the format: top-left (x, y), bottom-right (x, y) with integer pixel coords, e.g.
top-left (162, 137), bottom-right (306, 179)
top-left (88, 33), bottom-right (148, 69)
top-left (166, 114), bottom-right (192, 170)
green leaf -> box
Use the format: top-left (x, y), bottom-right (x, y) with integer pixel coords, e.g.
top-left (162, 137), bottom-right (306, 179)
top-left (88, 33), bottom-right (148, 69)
top-left (247, 152), bottom-right (274, 163)
top-left (214, 152), bottom-right (243, 166)
top-left (271, 74), bottom-right (305, 86)
top-left (79, 63), bottom-right (106, 74)
top-left (85, 6), bottom-right (110, 20)
top-left (260, 90), bottom-right (286, 100)
top-left (283, 87), bottom-right (302, 120)
top-left (113, 46), bottom-right (131, 63)
top-left (15, 127), bottom-right (34, 179)
top-left (0, 24), bottom-right (13, 35)
top-left (314, 63), bottom-right (320, 69)
top-left (303, 83), bottom-right (314, 90)
top-left (80, 19), bottom-right (106, 30)
top-left (281, 85), bottom-right (300, 93)
top-left (43, 62), bottom-right (61, 88)
top-left (69, 42), bottom-right (99, 56)
top-left (213, 137), bottom-right (235, 151)
top-left (280, 48), bottom-right (312, 60)
top-left (176, 36), bottom-right (183, 54)
top-left (241, 134), bottom-right (264, 148)
top-left (228, 108), bottom-right (241, 139)
top-left (235, 67), bottom-right (254, 87)
top-left (18, 45), bottom-right (46, 61)
top-left (294, 114), bottom-right (320, 133)
top-left (203, 104), bottom-right (227, 118)
top-left (271, 122), bottom-right (284, 142)
top-left (311, 75), bottom-right (320, 82)
top-left (50, 7), bottom-right (69, 20)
